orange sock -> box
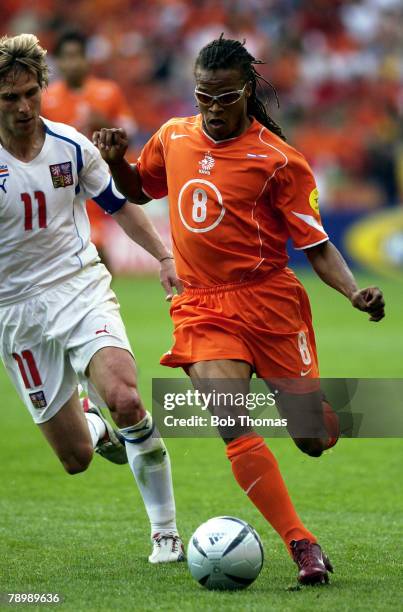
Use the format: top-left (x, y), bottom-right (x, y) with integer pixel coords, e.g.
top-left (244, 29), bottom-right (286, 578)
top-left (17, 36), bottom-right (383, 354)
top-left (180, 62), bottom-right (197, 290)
top-left (226, 433), bottom-right (316, 552)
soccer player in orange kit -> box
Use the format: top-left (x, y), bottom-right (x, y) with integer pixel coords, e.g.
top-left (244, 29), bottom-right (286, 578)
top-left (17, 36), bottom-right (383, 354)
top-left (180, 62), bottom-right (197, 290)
top-left (42, 31), bottom-right (137, 262)
top-left (93, 36), bottom-right (385, 585)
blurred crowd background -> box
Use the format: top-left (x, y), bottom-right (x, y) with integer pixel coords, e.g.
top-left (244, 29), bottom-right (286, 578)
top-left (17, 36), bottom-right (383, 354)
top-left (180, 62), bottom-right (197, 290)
top-left (3, 0), bottom-right (402, 212)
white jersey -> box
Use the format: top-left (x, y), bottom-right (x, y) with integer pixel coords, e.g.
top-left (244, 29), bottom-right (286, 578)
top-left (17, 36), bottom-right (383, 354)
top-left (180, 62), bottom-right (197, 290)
top-left (0, 118), bottom-right (126, 306)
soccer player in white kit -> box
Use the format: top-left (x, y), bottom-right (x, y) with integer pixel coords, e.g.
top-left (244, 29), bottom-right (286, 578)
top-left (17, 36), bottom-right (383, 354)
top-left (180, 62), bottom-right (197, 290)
top-left (0, 34), bottom-right (185, 563)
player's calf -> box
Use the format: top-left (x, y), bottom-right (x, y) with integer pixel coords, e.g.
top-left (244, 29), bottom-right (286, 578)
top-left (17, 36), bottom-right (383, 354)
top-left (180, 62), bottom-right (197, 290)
top-left (59, 442), bottom-right (93, 475)
top-left (38, 392), bottom-right (95, 475)
top-left (321, 398), bottom-right (340, 449)
top-left (293, 399), bottom-right (341, 456)
top-left (103, 383), bottom-right (146, 428)
top-left (274, 388), bottom-right (340, 454)
top-left (292, 437), bottom-right (324, 457)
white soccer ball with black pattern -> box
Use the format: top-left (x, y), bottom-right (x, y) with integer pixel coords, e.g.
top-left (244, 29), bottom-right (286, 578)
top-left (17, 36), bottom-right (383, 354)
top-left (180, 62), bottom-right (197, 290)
top-left (187, 516), bottom-right (264, 590)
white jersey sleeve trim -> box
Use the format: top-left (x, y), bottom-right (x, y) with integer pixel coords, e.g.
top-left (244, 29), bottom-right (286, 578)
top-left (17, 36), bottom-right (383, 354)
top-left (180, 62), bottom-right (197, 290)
top-left (294, 237), bottom-right (330, 251)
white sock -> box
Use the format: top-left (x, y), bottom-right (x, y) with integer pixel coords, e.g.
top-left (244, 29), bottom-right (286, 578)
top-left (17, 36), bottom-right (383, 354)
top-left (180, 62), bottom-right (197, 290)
top-left (85, 411), bottom-right (106, 449)
top-left (119, 412), bottom-right (177, 537)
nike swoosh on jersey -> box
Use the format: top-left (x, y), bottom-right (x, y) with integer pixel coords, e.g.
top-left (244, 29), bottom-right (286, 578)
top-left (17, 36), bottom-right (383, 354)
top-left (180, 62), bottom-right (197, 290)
top-left (300, 368), bottom-right (312, 377)
top-left (171, 132), bottom-right (189, 140)
top-left (246, 153), bottom-right (268, 158)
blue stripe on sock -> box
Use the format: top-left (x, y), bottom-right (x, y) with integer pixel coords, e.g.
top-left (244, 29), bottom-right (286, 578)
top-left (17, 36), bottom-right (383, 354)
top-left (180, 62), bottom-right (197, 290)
top-left (121, 420), bottom-right (156, 444)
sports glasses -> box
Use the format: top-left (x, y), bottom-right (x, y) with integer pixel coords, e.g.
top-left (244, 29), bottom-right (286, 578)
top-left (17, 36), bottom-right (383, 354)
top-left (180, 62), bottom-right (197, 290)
top-left (194, 83), bottom-right (247, 107)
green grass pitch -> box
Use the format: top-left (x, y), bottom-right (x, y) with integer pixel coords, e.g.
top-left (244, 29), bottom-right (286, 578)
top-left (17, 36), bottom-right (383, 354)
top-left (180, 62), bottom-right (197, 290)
top-left (0, 271), bottom-right (402, 611)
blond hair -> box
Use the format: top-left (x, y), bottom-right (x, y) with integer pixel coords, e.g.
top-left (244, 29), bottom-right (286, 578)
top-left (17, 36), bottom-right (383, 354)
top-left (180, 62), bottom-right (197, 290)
top-left (0, 34), bottom-right (48, 87)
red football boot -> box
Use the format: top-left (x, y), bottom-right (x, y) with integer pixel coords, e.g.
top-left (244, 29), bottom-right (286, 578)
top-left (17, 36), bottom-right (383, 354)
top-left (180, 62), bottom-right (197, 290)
top-left (290, 539), bottom-right (334, 585)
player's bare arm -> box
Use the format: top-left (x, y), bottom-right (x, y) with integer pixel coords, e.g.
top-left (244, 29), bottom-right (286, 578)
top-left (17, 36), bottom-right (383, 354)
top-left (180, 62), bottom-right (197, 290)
top-left (93, 127), bottom-right (148, 203)
top-left (305, 241), bottom-right (385, 322)
top-left (113, 203), bottom-right (183, 300)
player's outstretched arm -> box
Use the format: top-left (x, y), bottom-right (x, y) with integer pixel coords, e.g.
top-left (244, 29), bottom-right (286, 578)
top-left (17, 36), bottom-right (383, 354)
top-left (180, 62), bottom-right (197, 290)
top-left (93, 128), bottom-right (148, 204)
top-left (113, 203), bottom-right (183, 300)
top-left (305, 241), bottom-right (385, 322)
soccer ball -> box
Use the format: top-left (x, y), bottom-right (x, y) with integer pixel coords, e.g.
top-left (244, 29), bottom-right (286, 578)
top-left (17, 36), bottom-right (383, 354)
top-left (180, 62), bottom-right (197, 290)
top-left (187, 516), bottom-right (264, 590)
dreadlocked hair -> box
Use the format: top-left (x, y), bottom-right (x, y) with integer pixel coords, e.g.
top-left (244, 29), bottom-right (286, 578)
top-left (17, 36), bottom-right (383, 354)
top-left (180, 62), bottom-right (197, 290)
top-left (195, 35), bottom-right (286, 141)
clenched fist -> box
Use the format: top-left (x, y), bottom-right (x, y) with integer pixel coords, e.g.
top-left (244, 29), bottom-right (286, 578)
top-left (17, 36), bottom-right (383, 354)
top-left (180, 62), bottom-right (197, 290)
top-left (350, 287), bottom-right (385, 322)
top-left (93, 128), bottom-right (128, 165)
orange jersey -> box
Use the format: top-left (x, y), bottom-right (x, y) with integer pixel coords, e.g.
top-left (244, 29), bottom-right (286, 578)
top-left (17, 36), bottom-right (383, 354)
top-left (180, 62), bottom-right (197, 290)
top-left (42, 76), bottom-right (136, 138)
top-left (137, 115), bottom-right (328, 288)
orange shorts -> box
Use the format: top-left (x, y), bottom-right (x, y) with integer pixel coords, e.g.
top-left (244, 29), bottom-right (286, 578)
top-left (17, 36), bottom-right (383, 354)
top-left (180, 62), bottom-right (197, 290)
top-left (160, 268), bottom-right (319, 382)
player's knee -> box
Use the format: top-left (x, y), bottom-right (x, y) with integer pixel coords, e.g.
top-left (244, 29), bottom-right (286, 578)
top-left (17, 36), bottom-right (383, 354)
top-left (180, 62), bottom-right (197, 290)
top-left (61, 444), bottom-right (93, 475)
top-left (293, 437), bottom-right (323, 458)
top-left (105, 384), bottom-right (144, 427)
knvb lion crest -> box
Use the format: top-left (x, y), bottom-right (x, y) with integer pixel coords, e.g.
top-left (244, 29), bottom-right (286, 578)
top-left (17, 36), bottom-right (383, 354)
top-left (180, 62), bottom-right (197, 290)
top-left (199, 152), bottom-right (215, 175)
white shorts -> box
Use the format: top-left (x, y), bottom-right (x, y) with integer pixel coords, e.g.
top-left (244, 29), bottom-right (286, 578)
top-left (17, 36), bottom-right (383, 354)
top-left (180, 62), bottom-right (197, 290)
top-left (0, 263), bottom-right (133, 424)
